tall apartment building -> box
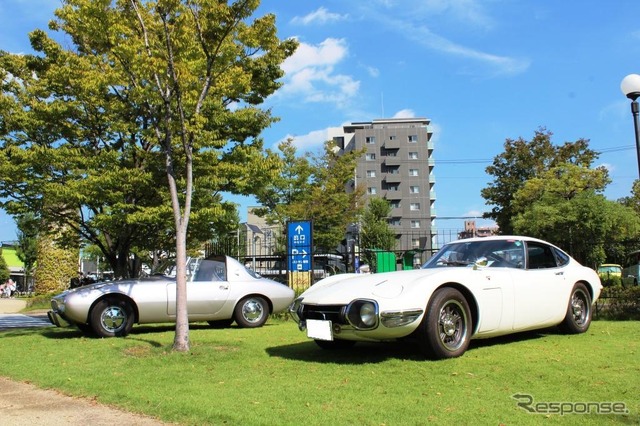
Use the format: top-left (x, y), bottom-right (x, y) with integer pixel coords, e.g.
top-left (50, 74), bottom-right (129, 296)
top-left (330, 117), bottom-right (436, 260)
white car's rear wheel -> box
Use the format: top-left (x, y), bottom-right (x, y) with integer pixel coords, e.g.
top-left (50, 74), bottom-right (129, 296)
top-left (559, 283), bottom-right (592, 334)
top-left (418, 287), bottom-right (471, 359)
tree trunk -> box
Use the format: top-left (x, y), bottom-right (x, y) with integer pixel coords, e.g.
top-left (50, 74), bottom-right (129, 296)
top-left (172, 225), bottom-right (190, 351)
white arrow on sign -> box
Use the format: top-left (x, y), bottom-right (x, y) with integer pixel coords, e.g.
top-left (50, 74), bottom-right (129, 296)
top-left (295, 225), bottom-right (304, 234)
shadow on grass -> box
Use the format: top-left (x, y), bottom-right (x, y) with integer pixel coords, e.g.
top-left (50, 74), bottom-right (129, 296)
top-left (267, 328), bottom-right (554, 364)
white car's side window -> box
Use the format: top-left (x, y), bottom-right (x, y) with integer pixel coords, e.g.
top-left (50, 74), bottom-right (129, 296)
top-left (527, 242), bottom-right (558, 269)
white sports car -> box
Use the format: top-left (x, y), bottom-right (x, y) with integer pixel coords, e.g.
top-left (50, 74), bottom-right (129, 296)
top-left (48, 255), bottom-right (295, 337)
top-left (290, 236), bottom-right (602, 359)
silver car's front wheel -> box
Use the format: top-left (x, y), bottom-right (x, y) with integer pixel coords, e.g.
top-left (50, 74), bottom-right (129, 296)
top-left (90, 298), bottom-right (134, 338)
top-left (234, 296), bottom-right (269, 328)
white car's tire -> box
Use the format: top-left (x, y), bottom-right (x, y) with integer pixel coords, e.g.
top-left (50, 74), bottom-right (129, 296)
top-left (559, 283), bottom-right (592, 334)
top-left (418, 287), bottom-right (472, 359)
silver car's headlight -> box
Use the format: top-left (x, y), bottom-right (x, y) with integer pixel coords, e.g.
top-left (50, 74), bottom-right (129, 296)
top-left (345, 299), bottom-right (379, 330)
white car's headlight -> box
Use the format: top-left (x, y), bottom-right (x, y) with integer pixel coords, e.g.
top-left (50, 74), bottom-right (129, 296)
top-left (289, 297), bottom-right (303, 323)
top-left (345, 299), bottom-right (379, 330)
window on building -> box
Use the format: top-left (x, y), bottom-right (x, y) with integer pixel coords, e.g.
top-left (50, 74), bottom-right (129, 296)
top-left (368, 187), bottom-right (377, 195)
top-left (387, 184), bottom-right (399, 191)
top-left (409, 152), bottom-right (418, 159)
top-left (411, 220), bottom-right (420, 229)
top-left (389, 218), bottom-right (401, 226)
top-left (410, 186), bottom-right (420, 194)
top-left (408, 135), bottom-right (418, 143)
top-left (366, 136), bottom-right (376, 144)
top-left (410, 203), bottom-right (420, 211)
top-left (366, 170), bottom-right (376, 178)
top-left (412, 238), bottom-right (421, 248)
top-left (389, 200), bottom-right (400, 208)
top-left (389, 135), bottom-right (396, 140)
top-left (409, 169), bottom-right (419, 176)
top-left (366, 153), bottom-right (376, 161)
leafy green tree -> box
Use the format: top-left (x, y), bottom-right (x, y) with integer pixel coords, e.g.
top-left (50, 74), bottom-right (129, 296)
top-left (15, 212), bottom-right (39, 291)
top-left (481, 128), bottom-right (599, 234)
top-left (619, 179), bottom-right (640, 214)
top-left (0, 251), bottom-right (9, 283)
top-left (0, 0), bottom-right (296, 351)
top-left (512, 164), bottom-right (640, 266)
top-left (255, 140), bottom-right (364, 252)
top-left (359, 197), bottom-right (396, 269)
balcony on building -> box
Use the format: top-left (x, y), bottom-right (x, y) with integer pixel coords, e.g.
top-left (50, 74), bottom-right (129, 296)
top-left (384, 173), bottom-right (402, 184)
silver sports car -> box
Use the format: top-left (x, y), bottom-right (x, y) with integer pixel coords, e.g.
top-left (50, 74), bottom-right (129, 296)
top-left (48, 255), bottom-right (295, 337)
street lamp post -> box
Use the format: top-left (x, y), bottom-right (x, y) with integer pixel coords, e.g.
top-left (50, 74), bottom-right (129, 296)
top-left (620, 74), bottom-right (640, 179)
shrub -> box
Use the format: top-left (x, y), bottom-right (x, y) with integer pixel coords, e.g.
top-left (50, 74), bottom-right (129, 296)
top-left (595, 286), bottom-right (640, 320)
top-left (600, 275), bottom-right (622, 287)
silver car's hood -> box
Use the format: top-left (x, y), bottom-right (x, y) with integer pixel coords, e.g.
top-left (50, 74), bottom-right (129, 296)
top-left (55, 275), bottom-right (173, 298)
top-left (300, 268), bottom-right (443, 305)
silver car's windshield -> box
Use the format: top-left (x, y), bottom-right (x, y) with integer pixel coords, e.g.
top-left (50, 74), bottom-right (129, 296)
top-left (423, 239), bottom-right (525, 269)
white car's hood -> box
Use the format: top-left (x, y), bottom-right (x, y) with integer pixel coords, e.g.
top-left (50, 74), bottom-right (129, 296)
top-left (300, 269), bottom-right (443, 305)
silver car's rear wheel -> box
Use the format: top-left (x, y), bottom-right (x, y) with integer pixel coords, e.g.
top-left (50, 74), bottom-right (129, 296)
top-left (90, 298), bottom-right (134, 338)
top-left (234, 296), bottom-right (269, 328)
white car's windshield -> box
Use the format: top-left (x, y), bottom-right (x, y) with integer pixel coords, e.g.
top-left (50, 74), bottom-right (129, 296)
top-left (423, 239), bottom-right (525, 269)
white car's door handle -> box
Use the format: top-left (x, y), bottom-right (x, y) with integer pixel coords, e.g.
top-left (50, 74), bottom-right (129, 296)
top-left (219, 284), bottom-right (229, 290)
top-left (555, 272), bottom-right (564, 276)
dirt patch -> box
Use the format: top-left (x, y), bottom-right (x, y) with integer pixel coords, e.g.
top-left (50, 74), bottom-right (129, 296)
top-left (0, 377), bottom-right (171, 425)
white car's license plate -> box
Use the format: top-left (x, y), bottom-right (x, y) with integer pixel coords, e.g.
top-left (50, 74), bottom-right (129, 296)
top-left (306, 319), bottom-right (333, 341)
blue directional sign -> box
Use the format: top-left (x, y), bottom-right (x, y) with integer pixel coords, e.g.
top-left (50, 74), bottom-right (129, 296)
top-left (287, 221), bottom-right (312, 272)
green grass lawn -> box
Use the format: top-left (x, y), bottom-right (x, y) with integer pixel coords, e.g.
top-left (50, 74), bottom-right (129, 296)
top-left (0, 319), bottom-right (638, 425)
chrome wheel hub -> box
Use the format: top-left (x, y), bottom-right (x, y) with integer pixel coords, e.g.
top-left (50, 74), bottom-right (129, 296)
top-left (101, 307), bottom-right (126, 332)
top-left (243, 300), bottom-right (264, 323)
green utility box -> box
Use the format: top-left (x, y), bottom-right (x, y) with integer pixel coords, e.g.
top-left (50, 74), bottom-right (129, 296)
top-left (375, 250), bottom-right (396, 273)
top-left (402, 251), bottom-right (416, 270)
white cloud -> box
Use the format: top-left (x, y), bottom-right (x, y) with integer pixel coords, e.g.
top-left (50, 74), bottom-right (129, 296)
top-left (399, 20), bottom-right (529, 76)
top-left (392, 109), bottom-right (416, 118)
top-left (365, 1), bottom-right (529, 77)
top-left (283, 126), bottom-right (346, 152)
top-left (279, 38), bottom-right (360, 108)
top-left (291, 7), bottom-right (348, 26)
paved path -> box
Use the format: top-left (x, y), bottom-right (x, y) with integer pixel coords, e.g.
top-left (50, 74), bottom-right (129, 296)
top-left (0, 313), bottom-right (52, 329)
top-left (0, 298), bottom-right (28, 314)
top-left (0, 298), bottom-right (170, 425)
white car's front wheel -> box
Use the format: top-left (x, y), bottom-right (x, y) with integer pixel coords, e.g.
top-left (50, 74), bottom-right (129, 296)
top-left (418, 287), bottom-right (472, 359)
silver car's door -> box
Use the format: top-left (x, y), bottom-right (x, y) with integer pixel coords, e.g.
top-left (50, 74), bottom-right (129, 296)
top-left (166, 259), bottom-right (231, 317)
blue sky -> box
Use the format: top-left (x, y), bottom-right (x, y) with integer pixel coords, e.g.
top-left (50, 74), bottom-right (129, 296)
top-left (1, 0), bottom-right (640, 242)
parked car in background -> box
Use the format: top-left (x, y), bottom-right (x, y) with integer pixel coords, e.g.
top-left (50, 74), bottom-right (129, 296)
top-left (622, 250), bottom-right (640, 287)
top-left (48, 255), bottom-right (295, 337)
top-left (597, 264), bottom-right (622, 278)
top-left (597, 264), bottom-right (623, 286)
top-left (290, 236), bottom-right (602, 360)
